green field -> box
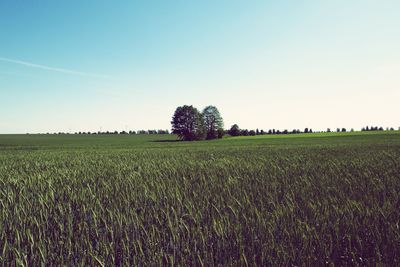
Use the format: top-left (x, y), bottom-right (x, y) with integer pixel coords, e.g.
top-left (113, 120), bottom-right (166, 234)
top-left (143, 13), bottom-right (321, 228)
top-left (0, 131), bottom-right (399, 265)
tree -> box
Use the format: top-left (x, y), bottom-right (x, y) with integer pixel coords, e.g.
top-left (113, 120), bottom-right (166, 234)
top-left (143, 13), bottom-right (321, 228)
top-left (241, 129), bottom-right (249, 136)
top-left (157, 129), bottom-right (167, 134)
top-left (249, 130), bottom-right (256, 136)
top-left (228, 124), bottom-right (241, 136)
top-left (171, 105), bottom-right (206, 141)
top-left (217, 128), bottom-right (225, 138)
top-left (202, 105), bottom-right (224, 140)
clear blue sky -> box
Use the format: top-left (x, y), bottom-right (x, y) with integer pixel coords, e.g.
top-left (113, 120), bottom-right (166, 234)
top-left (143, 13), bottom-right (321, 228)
top-left (1, 0), bottom-right (399, 133)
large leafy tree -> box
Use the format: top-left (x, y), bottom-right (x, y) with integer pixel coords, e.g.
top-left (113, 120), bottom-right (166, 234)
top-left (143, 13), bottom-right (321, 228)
top-left (202, 105), bottom-right (224, 139)
top-left (228, 124), bottom-right (241, 136)
top-left (171, 105), bottom-right (206, 141)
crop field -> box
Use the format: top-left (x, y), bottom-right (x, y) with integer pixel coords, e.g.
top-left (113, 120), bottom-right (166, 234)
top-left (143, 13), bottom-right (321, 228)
top-left (0, 131), bottom-right (399, 266)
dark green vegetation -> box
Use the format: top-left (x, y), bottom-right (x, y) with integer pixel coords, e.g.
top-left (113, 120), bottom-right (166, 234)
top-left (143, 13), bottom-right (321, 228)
top-left (171, 105), bottom-right (224, 141)
top-left (0, 131), bottom-right (399, 265)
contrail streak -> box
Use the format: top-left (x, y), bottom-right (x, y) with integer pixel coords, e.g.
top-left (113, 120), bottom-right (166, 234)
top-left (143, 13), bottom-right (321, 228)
top-left (0, 57), bottom-right (110, 78)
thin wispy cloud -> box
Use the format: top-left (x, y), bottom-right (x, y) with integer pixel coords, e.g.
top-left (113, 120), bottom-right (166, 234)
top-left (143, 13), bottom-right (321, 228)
top-left (0, 70), bottom-right (37, 79)
top-left (0, 57), bottom-right (110, 78)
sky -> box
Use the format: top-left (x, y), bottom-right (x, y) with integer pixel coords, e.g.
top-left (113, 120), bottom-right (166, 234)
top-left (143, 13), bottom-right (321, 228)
top-left (0, 0), bottom-right (399, 133)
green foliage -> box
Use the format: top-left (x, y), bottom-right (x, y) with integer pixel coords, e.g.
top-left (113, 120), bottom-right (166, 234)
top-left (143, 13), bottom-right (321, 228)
top-left (0, 132), bottom-right (399, 265)
top-left (217, 128), bottom-right (225, 139)
top-left (228, 124), bottom-right (241, 136)
top-left (171, 105), bottom-right (206, 141)
top-left (171, 105), bottom-right (225, 141)
top-left (202, 105), bottom-right (224, 140)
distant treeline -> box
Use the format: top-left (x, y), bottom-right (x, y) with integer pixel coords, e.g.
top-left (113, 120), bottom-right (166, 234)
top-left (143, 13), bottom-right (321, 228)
top-left (42, 125), bottom-right (398, 136)
top-left (43, 126), bottom-right (398, 136)
top-left (361, 126), bottom-right (395, 131)
top-left (227, 125), bottom-right (398, 136)
top-left (227, 124), bottom-right (313, 136)
top-left (46, 130), bottom-right (170, 135)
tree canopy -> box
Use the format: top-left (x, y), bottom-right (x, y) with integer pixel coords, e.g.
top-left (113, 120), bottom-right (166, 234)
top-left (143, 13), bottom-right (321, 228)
top-left (171, 105), bottom-right (224, 141)
top-left (228, 124), bottom-right (241, 136)
top-left (202, 105), bottom-right (224, 140)
top-left (171, 105), bottom-right (206, 141)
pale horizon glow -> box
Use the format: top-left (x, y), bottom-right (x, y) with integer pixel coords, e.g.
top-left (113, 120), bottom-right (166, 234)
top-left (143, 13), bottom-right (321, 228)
top-left (0, 1), bottom-right (399, 134)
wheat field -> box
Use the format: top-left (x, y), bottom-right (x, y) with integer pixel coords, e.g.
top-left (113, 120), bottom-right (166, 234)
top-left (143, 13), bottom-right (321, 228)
top-left (0, 132), bottom-right (399, 266)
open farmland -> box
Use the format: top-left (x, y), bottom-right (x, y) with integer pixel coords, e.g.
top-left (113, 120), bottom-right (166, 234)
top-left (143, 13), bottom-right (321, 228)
top-left (0, 132), bottom-right (399, 265)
